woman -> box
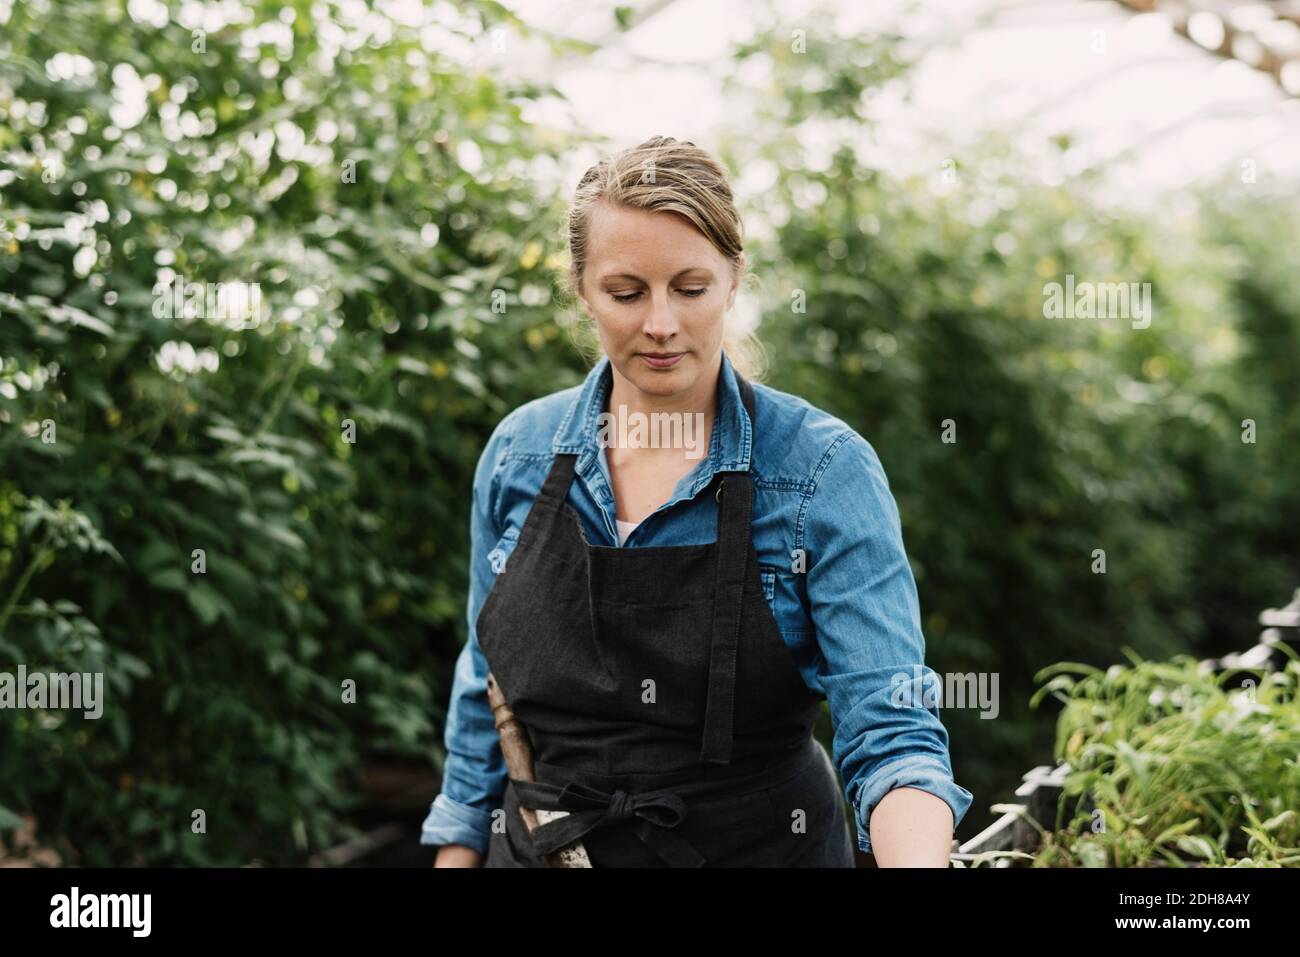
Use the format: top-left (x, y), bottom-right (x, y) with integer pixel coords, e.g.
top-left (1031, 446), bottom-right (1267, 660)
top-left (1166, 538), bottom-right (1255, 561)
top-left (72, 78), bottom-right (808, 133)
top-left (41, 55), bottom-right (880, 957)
top-left (422, 136), bottom-right (972, 867)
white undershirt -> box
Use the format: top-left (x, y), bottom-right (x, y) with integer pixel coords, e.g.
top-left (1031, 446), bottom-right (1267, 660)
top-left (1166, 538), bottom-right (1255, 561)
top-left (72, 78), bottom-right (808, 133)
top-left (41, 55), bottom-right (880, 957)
top-left (615, 518), bottom-right (640, 546)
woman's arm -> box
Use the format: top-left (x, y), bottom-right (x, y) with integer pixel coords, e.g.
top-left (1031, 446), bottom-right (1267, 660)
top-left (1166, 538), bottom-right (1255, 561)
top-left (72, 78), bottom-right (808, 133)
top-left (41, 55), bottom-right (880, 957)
top-left (421, 416), bottom-right (516, 865)
top-left (802, 430), bottom-right (973, 867)
top-left (424, 640), bottom-right (502, 866)
top-left (869, 787), bottom-right (956, 866)
top-left (435, 844), bottom-right (484, 868)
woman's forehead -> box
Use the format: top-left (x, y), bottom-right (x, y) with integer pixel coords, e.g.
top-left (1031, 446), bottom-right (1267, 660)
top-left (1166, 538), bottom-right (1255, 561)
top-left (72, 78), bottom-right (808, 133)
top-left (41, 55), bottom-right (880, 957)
top-left (587, 204), bottom-right (720, 275)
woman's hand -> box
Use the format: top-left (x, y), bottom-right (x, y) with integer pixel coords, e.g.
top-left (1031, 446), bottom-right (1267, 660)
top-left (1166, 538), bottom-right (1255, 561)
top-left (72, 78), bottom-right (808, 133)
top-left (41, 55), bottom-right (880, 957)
top-left (434, 844), bottom-right (484, 868)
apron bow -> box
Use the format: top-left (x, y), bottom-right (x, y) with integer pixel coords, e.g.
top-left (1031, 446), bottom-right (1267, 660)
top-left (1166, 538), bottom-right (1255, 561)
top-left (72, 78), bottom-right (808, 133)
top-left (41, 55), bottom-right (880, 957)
top-left (510, 778), bottom-right (706, 867)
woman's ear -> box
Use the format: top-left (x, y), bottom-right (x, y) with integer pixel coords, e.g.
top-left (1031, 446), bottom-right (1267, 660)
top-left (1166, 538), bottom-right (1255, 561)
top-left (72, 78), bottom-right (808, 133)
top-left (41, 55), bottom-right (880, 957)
top-left (726, 254), bottom-right (745, 310)
top-left (572, 272), bottom-right (593, 320)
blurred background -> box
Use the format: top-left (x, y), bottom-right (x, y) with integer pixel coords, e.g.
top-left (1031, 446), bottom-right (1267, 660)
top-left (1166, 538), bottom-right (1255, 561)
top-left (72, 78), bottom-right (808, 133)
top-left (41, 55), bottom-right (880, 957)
top-left (1, 0), bottom-right (1297, 866)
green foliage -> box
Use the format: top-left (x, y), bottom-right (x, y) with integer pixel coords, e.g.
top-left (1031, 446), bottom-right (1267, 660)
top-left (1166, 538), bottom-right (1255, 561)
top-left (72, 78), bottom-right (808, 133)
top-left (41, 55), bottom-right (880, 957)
top-left (0, 0), bottom-right (587, 864)
top-left (1025, 646), bottom-right (1300, 867)
top-left (718, 24), bottom-right (1300, 813)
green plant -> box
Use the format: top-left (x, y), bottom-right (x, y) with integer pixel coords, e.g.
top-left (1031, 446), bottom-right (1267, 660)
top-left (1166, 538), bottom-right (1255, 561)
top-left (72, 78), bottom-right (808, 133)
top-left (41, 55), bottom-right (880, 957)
top-left (1027, 644), bottom-right (1300, 866)
top-left (0, 0), bottom-right (587, 864)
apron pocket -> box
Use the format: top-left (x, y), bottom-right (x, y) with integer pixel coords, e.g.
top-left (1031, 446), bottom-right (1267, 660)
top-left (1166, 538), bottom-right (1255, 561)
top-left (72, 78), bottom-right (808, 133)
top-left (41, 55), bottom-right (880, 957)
top-left (761, 745), bottom-right (845, 850)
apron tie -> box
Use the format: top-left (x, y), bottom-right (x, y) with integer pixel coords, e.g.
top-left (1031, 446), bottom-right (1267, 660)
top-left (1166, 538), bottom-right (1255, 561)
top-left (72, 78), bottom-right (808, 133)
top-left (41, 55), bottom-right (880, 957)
top-left (510, 778), bottom-right (707, 867)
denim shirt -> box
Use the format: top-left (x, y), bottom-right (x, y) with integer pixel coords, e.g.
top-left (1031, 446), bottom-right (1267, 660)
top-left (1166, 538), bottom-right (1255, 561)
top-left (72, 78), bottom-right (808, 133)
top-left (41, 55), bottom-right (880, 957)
top-left (420, 350), bottom-right (973, 856)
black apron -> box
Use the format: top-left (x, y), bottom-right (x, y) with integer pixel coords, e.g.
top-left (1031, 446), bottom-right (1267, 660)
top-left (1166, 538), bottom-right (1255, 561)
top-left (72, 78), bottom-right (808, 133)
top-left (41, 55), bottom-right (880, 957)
top-left (478, 372), bottom-right (855, 867)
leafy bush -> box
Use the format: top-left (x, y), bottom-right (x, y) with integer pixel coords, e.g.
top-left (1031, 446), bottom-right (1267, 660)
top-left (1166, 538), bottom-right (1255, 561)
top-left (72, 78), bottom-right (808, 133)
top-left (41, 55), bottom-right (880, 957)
top-left (719, 26), bottom-right (1300, 810)
top-left (0, 0), bottom-right (584, 864)
top-left (1023, 645), bottom-right (1300, 867)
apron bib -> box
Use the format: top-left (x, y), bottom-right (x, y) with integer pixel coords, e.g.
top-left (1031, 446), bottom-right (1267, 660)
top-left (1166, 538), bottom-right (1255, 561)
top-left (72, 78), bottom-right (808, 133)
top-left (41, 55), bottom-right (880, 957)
top-left (477, 373), bottom-right (855, 867)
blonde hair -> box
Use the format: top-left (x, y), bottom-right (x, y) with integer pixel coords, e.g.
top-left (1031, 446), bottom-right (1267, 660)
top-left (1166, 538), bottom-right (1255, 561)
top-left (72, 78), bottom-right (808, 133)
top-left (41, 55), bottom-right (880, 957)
top-left (557, 135), bottom-right (767, 381)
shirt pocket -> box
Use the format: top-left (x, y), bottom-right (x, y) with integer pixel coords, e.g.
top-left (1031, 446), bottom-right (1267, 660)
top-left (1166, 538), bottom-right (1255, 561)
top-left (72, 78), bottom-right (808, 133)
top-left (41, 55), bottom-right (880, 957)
top-left (757, 562), bottom-right (816, 637)
top-left (486, 525), bottom-right (521, 576)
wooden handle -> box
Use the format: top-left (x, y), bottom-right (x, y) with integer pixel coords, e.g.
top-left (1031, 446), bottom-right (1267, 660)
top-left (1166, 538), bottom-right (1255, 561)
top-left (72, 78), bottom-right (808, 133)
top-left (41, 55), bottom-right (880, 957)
top-left (487, 672), bottom-right (592, 867)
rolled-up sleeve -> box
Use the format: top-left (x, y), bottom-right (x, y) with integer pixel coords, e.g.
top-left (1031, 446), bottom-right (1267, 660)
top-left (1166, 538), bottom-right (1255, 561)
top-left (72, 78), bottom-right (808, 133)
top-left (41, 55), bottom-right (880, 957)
top-left (803, 431), bottom-right (973, 855)
top-left (418, 642), bottom-right (504, 854)
top-left (421, 790), bottom-right (496, 852)
top-left (419, 418), bottom-right (512, 854)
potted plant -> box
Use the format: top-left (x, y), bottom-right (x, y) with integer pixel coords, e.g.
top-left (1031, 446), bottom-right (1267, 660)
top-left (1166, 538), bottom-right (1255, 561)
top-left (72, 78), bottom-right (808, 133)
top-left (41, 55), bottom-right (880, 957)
top-left (952, 589), bottom-right (1300, 868)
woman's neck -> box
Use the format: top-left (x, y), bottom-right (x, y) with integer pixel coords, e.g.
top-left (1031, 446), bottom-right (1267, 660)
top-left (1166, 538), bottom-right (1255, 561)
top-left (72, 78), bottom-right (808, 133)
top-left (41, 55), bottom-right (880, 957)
top-left (603, 353), bottom-right (720, 464)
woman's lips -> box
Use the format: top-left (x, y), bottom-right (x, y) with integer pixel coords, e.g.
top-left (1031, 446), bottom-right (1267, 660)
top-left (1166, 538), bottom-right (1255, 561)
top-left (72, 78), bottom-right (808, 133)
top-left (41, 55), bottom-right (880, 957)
top-left (639, 352), bottom-right (684, 369)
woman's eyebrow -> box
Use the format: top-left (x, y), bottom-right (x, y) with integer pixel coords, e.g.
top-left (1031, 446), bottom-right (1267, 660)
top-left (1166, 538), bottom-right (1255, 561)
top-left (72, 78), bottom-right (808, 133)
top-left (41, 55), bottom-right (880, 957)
top-left (601, 268), bottom-right (715, 284)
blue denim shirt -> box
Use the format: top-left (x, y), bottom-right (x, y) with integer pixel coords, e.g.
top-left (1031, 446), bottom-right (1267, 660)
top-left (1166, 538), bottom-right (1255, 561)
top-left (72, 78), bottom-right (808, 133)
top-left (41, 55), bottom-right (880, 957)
top-left (420, 350), bottom-right (973, 857)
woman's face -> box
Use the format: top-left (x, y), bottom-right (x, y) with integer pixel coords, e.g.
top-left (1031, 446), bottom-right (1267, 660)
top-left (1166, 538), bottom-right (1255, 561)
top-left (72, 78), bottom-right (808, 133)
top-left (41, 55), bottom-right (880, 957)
top-left (576, 200), bottom-right (740, 400)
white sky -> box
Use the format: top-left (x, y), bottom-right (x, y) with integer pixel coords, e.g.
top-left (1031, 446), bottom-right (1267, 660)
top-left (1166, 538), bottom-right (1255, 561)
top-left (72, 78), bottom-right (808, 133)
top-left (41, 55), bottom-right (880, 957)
top-left (482, 0), bottom-right (1300, 207)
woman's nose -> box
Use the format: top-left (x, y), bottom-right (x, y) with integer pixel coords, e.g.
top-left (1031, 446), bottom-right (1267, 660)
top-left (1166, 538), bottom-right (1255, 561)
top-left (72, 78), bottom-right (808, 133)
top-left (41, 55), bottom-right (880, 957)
top-left (642, 289), bottom-right (679, 339)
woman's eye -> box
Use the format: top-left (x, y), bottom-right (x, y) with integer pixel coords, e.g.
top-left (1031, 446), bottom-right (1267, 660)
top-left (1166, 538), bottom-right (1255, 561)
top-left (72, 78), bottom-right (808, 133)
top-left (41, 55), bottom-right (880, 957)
top-left (611, 287), bottom-right (707, 304)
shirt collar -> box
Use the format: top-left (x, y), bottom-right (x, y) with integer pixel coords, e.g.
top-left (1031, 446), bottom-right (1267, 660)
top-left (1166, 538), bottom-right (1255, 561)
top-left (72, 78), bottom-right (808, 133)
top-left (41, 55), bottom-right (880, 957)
top-left (552, 349), bottom-right (753, 491)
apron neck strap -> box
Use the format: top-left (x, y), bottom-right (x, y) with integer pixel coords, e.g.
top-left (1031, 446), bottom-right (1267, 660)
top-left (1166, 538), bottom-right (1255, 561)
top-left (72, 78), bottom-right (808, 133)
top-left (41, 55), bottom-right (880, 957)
top-left (698, 369), bottom-right (757, 763)
top-left (537, 450), bottom-right (578, 509)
